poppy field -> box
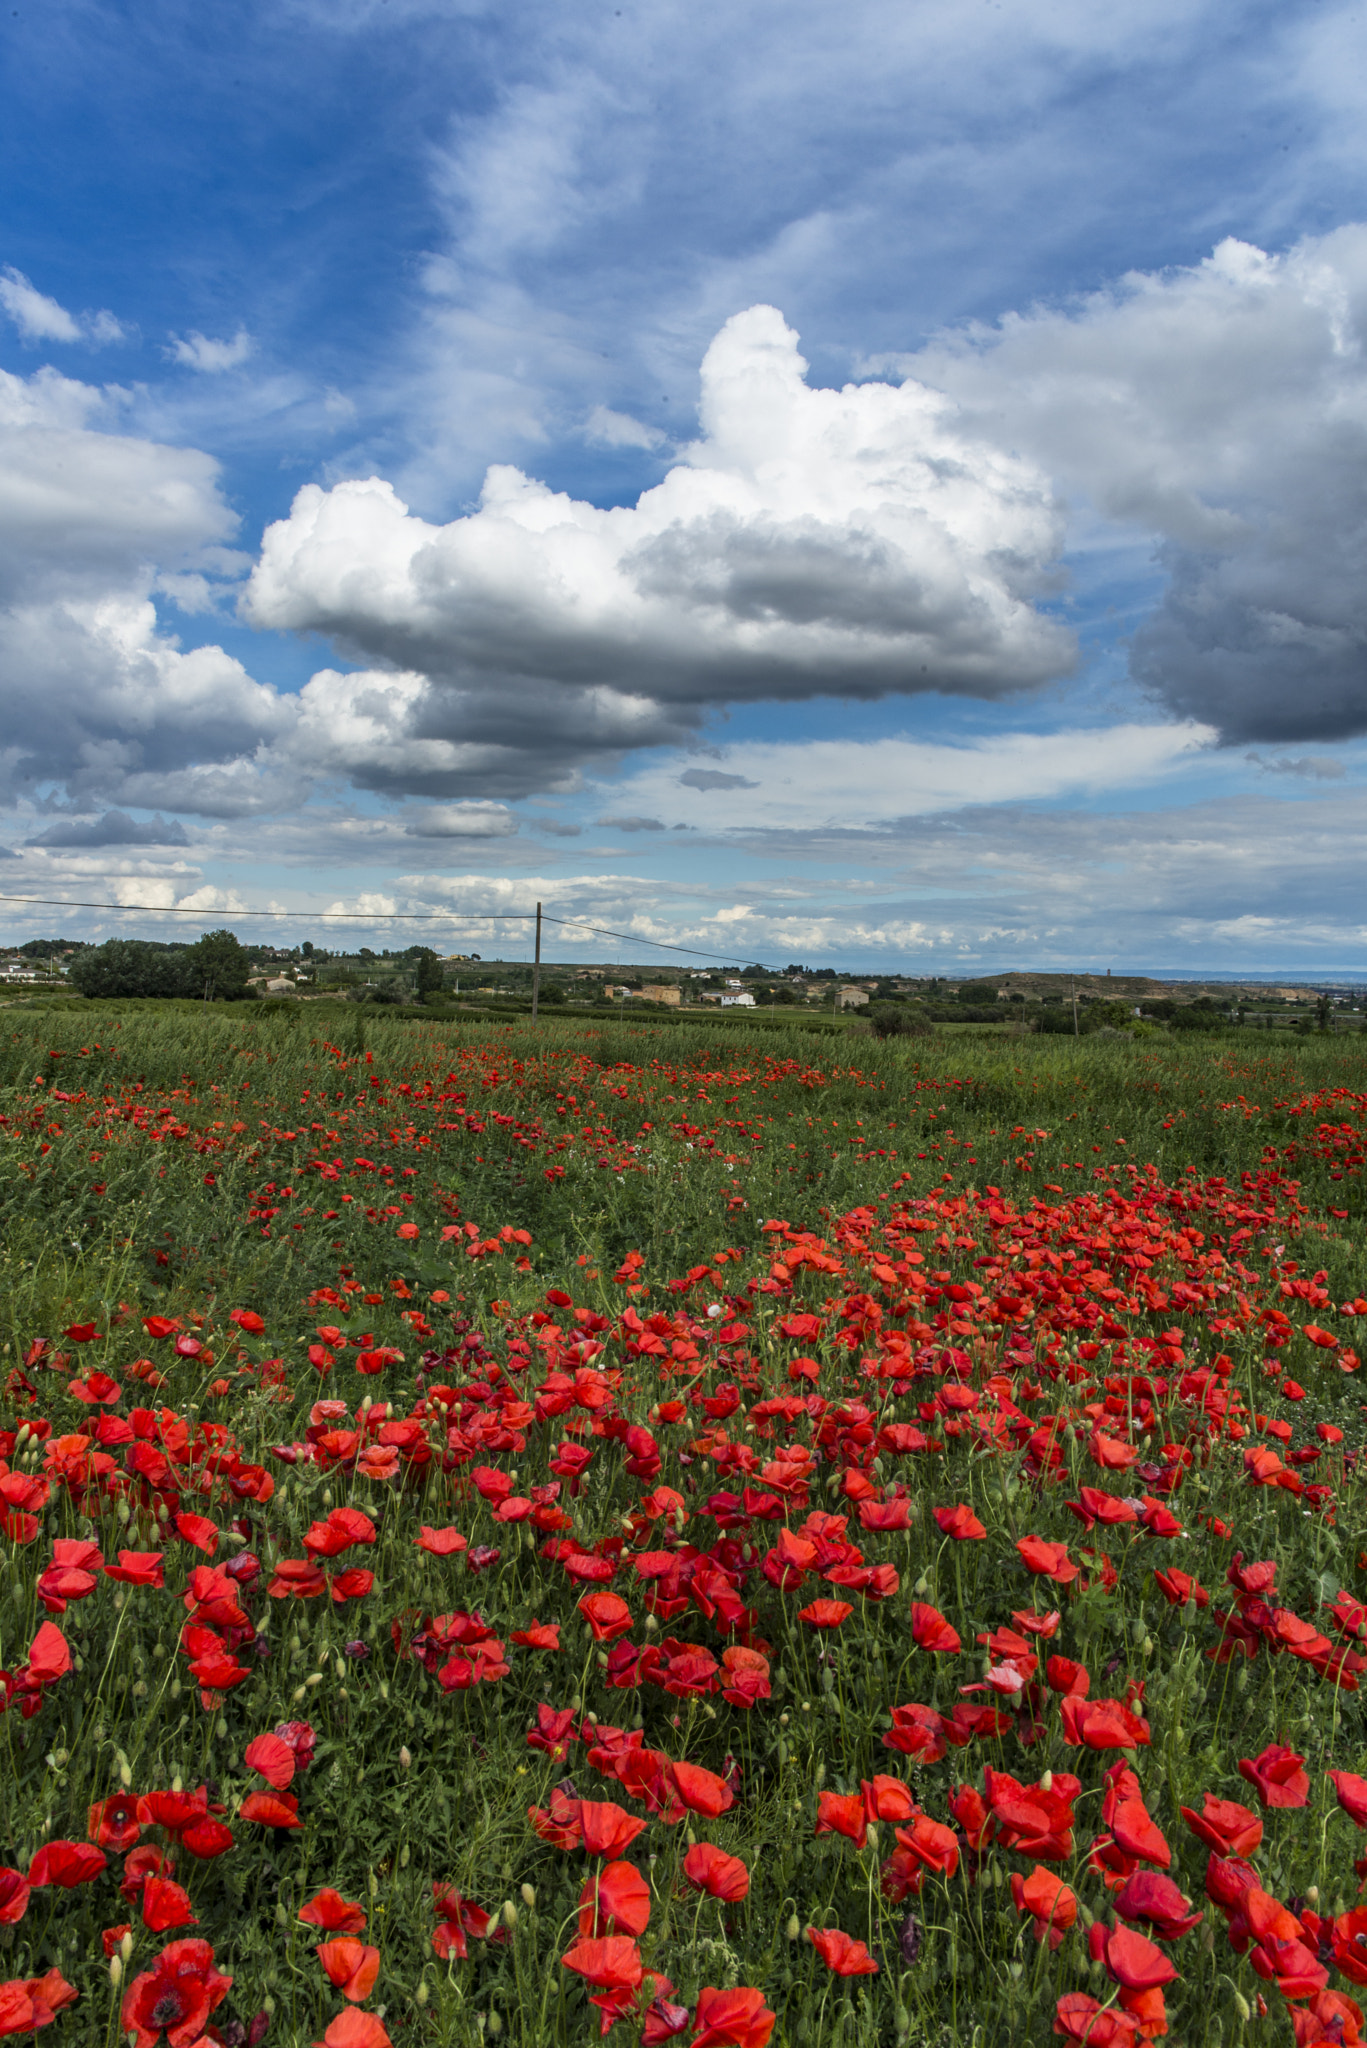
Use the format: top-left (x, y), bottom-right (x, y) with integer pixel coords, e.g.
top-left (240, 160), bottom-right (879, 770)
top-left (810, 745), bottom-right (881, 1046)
top-left (2, 1008), bottom-right (1367, 2048)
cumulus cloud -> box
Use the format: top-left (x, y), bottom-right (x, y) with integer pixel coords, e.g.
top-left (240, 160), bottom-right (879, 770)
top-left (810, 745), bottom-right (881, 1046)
top-left (598, 814), bottom-right (667, 831)
top-left (26, 811), bottom-right (191, 848)
top-left (908, 226), bottom-right (1367, 744)
top-left (165, 329), bottom-right (254, 373)
top-left (0, 269), bottom-right (124, 347)
top-left (243, 306), bottom-right (1074, 794)
top-left (403, 801), bottom-right (518, 837)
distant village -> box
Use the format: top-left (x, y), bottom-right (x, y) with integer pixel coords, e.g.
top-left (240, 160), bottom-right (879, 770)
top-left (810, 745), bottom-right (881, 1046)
top-left (1, 934), bottom-right (1363, 1029)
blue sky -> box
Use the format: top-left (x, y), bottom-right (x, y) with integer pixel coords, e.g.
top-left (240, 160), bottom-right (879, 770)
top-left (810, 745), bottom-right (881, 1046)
top-left (2, 0), bottom-right (1366, 974)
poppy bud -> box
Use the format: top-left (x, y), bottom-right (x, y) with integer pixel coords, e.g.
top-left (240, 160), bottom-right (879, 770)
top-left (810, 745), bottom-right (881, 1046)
top-left (520, 1884), bottom-right (536, 1909)
top-left (292, 1685), bottom-right (308, 1704)
top-left (1233, 1993), bottom-right (1251, 2022)
top-left (686, 1827), bottom-right (697, 1848)
top-left (502, 1900), bottom-right (517, 1929)
top-left (1307, 1886), bottom-right (1319, 1905)
top-left (110, 1958), bottom-right (122, 1988)
top-left (276, 1903), bottom-right (289, 1927)
top-left (306, 1671), bottom-right (323, 1687)
top-left (120, 1933), bottom-right (133, 1963)
top-left (117, 1499), bottom-right (130, 1525)
top-left (118, 1755), bottom-right (132, 1789)
top-left (399, 1747), bottom-right (412, 1770)
top-left (786, 1916), bottom-right (801, 1941)
top-left (1039, 1770), bottom-right (1053, 1792)
top-left (416, 1983), bottom-right (429, 2008)
top-left (400, 1846), bottom-right (410, 1869)
top-left (487, 2015), bottom-right (502, 2038)
top-left (171, 1774), bottom-right (183, 1794)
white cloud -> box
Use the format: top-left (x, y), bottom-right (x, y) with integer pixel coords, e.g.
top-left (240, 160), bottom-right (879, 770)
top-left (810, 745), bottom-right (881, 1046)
top-left (584, 404), bottom-right (666, 450)
top-left (0, 269), bottom-right (124, 347)
top-left (904, 225), bottom-right (1367, 743)
top-left (403, 801), bottom-right (518, 837)
top-left (165, 329), bottom-right (255, 374)
top-left (243, 306), bottom-right (1073, 797)
top-left (603, 721), bottom-right (1214, 832)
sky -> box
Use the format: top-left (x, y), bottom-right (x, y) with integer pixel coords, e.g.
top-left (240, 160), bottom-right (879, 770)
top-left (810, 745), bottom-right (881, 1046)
top-left (2, 0), bottom-right (1366, 977)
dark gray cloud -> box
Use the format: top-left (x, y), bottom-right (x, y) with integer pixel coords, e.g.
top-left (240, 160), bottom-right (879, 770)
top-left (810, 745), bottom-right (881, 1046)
top-left (27, 810), bottom-right (191, 848)
top-left (679, 767), bottom-right (759, 791)
top-left (597, 814), bottom-right (666, 831)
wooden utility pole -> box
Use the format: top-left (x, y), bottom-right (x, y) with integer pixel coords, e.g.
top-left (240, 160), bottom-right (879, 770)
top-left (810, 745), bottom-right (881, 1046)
top-left (1071, 977), bottom-right (1079, 1037)
top-left (531, 901), bottom-right (542, 1023)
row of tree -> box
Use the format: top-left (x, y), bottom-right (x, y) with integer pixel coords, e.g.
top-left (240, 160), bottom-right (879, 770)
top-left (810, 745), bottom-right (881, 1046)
top-left (69, 932), bottom-right (255, 1002)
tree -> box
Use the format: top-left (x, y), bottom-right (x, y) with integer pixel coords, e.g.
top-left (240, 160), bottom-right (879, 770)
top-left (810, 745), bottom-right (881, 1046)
top-left (69, 940), bottom-right (191, 999)
top-left (414, 948), bottom-right (444, 999)
top-left (183, 929), bottom-right (253, 1002)
top-left (540, 982), bottom-right (567, 1006)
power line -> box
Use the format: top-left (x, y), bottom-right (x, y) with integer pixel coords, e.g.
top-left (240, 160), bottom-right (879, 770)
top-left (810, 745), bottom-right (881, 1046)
top-left (0, 891), bottom-right (779, 970)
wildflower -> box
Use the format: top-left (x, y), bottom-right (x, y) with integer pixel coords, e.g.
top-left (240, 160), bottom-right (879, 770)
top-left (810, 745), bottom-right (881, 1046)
top-left (798, 1599), bottom-right (853, 1630)
top-left (670, 1762), bottom-right (734, 1820)
top-left (579, 1592), bottom-right (635, 1642)
top-left (688, 1986), bottom-right (776, 2047)
top-left (0, 1970), bottom-right (78, 2037)
top-left (299, 1889), bottom-right (367, 1934)
top-left (316, 1938), bottom-right (380, 2002)
top-left (313, 2013), bottom-right (392, 2048)
top-left (815, 1792), bottom-right (867, 1850)
top-left (1059, 1696), bottom-right (1151, 1750)
top-left (1010, 1866), bottom-right (1078, 1948)
top-left (1330, 1771), bottom-right (1367, 1828)
top-left (122, 1938), bottom-right (232, 2048)
top-left (933, 1504), bottom-right (986, 1541)
top-left (0, 1872), bottom-right (28, 1927)
top-left (909, 1602), bottom-right (961, 1654)
top-left (682, 1843), bottom-right (750, 1902)
top-left (807, 1927), bottom-right (878, 1976)
top-left (1052, 1991), bottom-right (1139, 2045)
top-left (577, 1860), bottom-right (652, 1938)
top-left (239, 1791), bottom-right (301, 1829)
top-left (432, 1886), bottom-right (492, 1959)
top-left (1179, 1793), bottom-right (1262, 1858)
top-left (415, 1526), bottom-right (467, 1556)
top-left (1017, 1536), bottom-right (1079, 1584)
top-left (1088, 1920), bottom-right (1178, 1991)
top-left (1113, 1870), bottom-right (1202, 1940)
top-left (141, 1879), bottom-right (198, 1934)
top-left (1238, 1743), bottom-right (1310, 1809)
top-left (88, 1795), bottom-right (143, 1851)
top-left (245, 1732), bottom-right (297, 1790)
top-left (28, 1841), bottom-right (106, 1888)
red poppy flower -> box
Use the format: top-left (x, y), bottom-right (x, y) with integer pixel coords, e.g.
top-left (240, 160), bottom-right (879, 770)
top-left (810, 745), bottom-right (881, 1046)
top-left (1011, 1866), bottom-right (1078, 1949)
top-left (104, 1551), bottom-right (165, 1589)
top-left (682, 1843), bottom-right (749, 1903)
top-left (815, 1792), bottom-right (867, 1850)
top-left (313, 2015), bottom-right (392, 2048)
top-left (861, 1775), bottom-right (916, 1824)
top-left (891, 1815), bottom-right (960, 1879)
top-left (560, 1935), bottom-right (645, 1994)
top-left (181, 1820), bottom-right (234, 1862)
top-left (26, 1621), bottom-right (71, 1684)
top-left (1088, 1921), bottom-right (1178, 1991)
top-left (511, 1621), bottom-right (562, 1650)
top-left (1109, 1797), bottom-right (1171, 1869)
top-left (578, 1860), bottom-right (652, 1938)
top-left (88, 1796), bottom-right (142, 1851)
top-left (0, 1871), bottom-right (29, 1926)
top-left (670, 1762), bottom-right (734, 1820)
top-left (579, 1592), bottom-right (635, 1643)
top-left (578, 1800), bottom-right (649, 1859)
top-left (0, 1971), bottom-right (78, 2037)
top-left (141, 1879), bottom-right (198, 1934)
top-left (1180, 1794), bottom-right (1262, 1859)
top-left (882, 1703), bottom-right (947, 1762)
top-left (1017, 1537), bottom-right (1078, 1585)
top-left (719, 1646), bottom-right (770, 1709)
top-left (122, 1938), bottom-right (232, 2048)
top-left (689, 1986), bottom-right (776, 2048)
top-left (28, 1841), bottom-right (106, 1888)
top-left (313, 2014), bottom-right (391, 2048)
top-left (317, 1938), bottom-right (380, 2003)
top-left (1238, 1743), bottom-right (1310, 1810)
top-left (432, 1886), bottom-right (492, 1959)
top-left (933, 1503), bottom-right (985, 1541)
top-left (120, 1846), bottom-right (175, 1902)
top-left (1114, 1870), bottom-right (1202, 1940)
top-left (102, 1924), bottom-right (132, 1958)
top-left (1059, 1696), bottom-right (1151, 1751)
top-left (239, 1791), bottom-right (301, 1829)
top-left (909, 1602), bottom-right (961, 1654)
top-left (273, 1721), bottom-right (317, 1772)
top-left (807, 1928), bottom-right (878, 1976)
top-left (798, 1600), bottom-right (853, 1630)
top-left (1152, 1567), bottom-right (1209, 1609)
top-left (1046, 1656), bottom-right (1090, 1698)
top-left (245, 1733), bottom-right (296, 1791)
top-left (1332, 1773), bottom-right (1367, 1829)
top-left (1052, 1992), bottom-right (1138, 2046)
top-left (416, 1526), bottom-right (468, 1556)
top-left (300, 1889), bottom-right (367, 1934)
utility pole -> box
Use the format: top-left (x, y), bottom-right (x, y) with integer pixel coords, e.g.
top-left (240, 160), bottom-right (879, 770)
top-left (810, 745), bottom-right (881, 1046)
top-left (531, 901), bottom-right (542, 1023)
top-left (1071, 977), bottom-right (1079, 1038)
